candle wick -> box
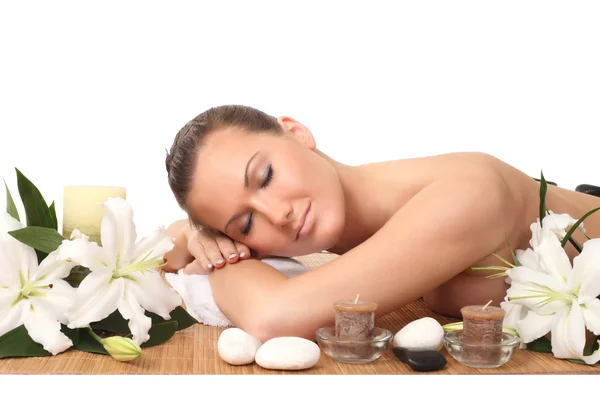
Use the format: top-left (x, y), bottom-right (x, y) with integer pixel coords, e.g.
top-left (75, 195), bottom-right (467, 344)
top-left (482, 300), bottom-right (493, 310)
top-left (354, 294), bottom-right (360, 304)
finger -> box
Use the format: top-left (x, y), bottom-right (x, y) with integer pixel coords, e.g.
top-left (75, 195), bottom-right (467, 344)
top-left (234, 242), bottom-right (251, 260)
top-left (216, 236), bottom-right (239, 263)
top-left (186, 235), bottom-right (215, 271)
top-left (195, 250), bottom-right (215, 272)
top-left (201, 239), bottom-right (226, 268)
top-left (183, 259), bottom-right (208, 275)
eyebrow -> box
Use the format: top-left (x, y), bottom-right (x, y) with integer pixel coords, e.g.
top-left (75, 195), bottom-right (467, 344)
top-left (224, 150), bottom-right (260, 232)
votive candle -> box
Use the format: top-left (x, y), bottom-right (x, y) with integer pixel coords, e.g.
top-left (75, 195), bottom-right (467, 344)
top-left (334, 296), bottom-right (378, 340)
top-left (460, 303), bottom-right (505, 344)
top-left (62, 185), bottom-right (126, 244)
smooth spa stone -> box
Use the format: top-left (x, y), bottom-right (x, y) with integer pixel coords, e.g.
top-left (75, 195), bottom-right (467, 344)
top-left (393, 317), bottom-right (444, 351)
top-left (217, 328), bottom-right (262, 365)
top-left (255, 337), bottom-right (320, 371)
top-left (393, 347), bottom-right (447, 372)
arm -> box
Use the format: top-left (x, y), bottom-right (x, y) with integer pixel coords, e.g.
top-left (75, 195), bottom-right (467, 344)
top-left (208, 171), bottom-right (516, 342)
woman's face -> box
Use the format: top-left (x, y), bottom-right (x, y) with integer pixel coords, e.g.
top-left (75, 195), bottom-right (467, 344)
top-left (186, 118), bottom-right (346, 257)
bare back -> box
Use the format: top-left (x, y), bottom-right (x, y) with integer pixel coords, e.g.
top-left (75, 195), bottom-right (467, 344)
top-left (337, 152), bottom-right (600, 318)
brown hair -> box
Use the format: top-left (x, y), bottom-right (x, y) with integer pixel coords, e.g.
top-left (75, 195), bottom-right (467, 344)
top-left (165, 105), bottom-right (283, 225)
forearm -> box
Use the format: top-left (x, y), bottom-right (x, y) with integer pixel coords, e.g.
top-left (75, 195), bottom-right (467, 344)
top-left (207, 259), bottom-right (300, 341)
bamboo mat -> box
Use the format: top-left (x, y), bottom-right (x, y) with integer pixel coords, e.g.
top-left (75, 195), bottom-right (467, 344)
top-left (1, 252), bottom-right (599, 375)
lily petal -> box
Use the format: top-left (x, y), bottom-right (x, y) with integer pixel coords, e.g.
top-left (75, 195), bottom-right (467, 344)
top-left (550, 304), bottom-right (586, 359)
top-left (101, 198), bottom-right (136, 268)
top-left (506, 263), bottom-right (568, 293)
top-left (131, 226), bottom-right (174, 265)
top-left (24, 305), bottom-right (73, 355)
top-left (500, 301), bottom-right (528, 331)
top-left (118, 285), bottom-right (152, 345)
top-left (570, 238), bottom-right (600, 301)
top-left (0, 292), bottom-right (26, 337)
top-left (581, 341), bottom-right (600, 365)
top-left (542, 212), bottom-right (577, 233)
top-left (529, 220), bottom-right (543, 249)
top-left (29, 280), bottom-right (75, 325)
top-left (58, 236), bottom-right (109, 273)
top-left (68, 270), bottom-right (125, 328)
top-left (536, 234), bottom-right (574, 283)
top-left (516, 248), bottom-right (540, 271)
top-left (0, 212), bottom-right (38, 284)
top-left (581, 298), bottom-right (600, 335)
top-left (505, 267), bottom-right (569, 314)
top-left (127, 271), bottom-right (181, 319)
top-left (34, 249), bottom-right (77, 282)
top-left (515, 309), bottom-right (555, 343)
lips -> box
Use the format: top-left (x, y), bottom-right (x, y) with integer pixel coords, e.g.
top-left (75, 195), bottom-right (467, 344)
top-left (295, 202), bottom-right (312, 240)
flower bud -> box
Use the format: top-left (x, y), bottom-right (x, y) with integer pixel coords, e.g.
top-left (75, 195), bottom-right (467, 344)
top-left (101, 336), bottom-right (142, 362)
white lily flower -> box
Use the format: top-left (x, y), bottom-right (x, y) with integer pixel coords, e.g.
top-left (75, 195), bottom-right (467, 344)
top-left (505, 235), bottom-right (600, 363)
top-left (58, 197), bottom-right (181, 345)
top-left (499, 300), bottom-right (528, 349)
top-left (0, 212), bottom-right (77, 355)
top-left (530, 211), bottom-right (584, 249)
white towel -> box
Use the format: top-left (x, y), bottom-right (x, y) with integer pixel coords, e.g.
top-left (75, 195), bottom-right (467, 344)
top-left (164, 257), bottom-right (310, 327)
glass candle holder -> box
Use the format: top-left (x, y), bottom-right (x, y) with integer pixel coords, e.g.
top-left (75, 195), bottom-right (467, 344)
top-left (316, 326), bottom-right (393, 364)
top-left (443, 330), bottom-right (520, 368)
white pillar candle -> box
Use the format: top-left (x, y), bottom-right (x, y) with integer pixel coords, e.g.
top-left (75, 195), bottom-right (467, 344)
top-left (62, 185), bottom-right (126, 244)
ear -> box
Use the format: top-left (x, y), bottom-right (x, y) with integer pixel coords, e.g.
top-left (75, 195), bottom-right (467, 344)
top-left (277, 116), bottom-right (316, 150)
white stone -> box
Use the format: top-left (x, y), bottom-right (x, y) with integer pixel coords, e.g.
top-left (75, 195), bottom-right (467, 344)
top-left (217, 328), bottom-right (262, 365)
top-left (255, 337), bottom-right (320, 370)
top-left (393, 317), bottom-right (444, 351)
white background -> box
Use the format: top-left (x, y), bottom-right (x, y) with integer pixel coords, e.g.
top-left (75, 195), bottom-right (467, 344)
top-left (1, 1), bottom-right (599, 239)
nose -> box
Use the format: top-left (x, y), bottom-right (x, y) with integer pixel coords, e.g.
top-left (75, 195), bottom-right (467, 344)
top-left (251, 192), bottom-right (293, 227)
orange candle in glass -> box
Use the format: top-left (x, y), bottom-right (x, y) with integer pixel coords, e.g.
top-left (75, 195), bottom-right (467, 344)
top-left (334, 295), bottom-right (378, 340)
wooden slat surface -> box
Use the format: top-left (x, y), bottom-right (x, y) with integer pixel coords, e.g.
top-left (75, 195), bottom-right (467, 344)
top-left (1, 252), bottom-right (599, 374)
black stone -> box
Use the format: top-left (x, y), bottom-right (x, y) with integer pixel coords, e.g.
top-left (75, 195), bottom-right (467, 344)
top-left (392, 347), bottom-right (447, 372)
top-left (576, 184), bottom-right (600, 198)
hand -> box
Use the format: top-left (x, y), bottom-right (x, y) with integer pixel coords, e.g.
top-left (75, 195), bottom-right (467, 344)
top-left (183, 226), bottom-right (251, 275)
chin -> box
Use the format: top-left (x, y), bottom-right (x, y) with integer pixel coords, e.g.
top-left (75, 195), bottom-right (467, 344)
top-left (314, 216), bottom-right (345, 252)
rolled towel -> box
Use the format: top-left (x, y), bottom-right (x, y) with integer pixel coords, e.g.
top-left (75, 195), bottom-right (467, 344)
top-left (164, 257), bottom-right (310, 327)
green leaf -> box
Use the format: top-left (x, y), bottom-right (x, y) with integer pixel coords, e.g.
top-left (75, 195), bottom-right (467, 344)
top-left (91, 310), bottom-right (130, 335)
top-left (141, 321), bottom-right (178, 348)
top-left (91, 306), bottom-right (197, 342)
top-left (8, 226), bottom-right (65, 254)
top-left (561, 207), bottom-right (600, 250)
top-left (74, 329), bottom-right (109, 355)
top-left (48, 201), bottom-right (58, 231)
top-left (539, 171), bottom-right (548, 226)
top-left (526, 336), bottom-right (552, 353)
top-left (568, 237), bottom-right (583, 253)
top-left (65, 265), bottom-right (91, 288)
top-left (4, 179), bottom-right (20, 222)
top-left (15, 168), bottom-right (54, 229)
top-left (505, 233), bottom-right (521, 266)
top-left (0, 324), bottom-right (79, 359)
top-left (0, 325), bottom-right (50, 359)
top-left (147, 306), bottom-right (198, 331)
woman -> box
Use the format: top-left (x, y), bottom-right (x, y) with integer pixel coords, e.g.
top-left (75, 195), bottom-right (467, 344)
top-left (162, 105), bottom-right (600, 342)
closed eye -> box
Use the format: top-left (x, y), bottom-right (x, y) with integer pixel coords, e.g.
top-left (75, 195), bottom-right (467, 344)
top-left (242, 212), bottom-right (253, 236)
top-left (261, 164), bottom-right (273, 188)
top-left (242, 164), bottom-right (274, 236)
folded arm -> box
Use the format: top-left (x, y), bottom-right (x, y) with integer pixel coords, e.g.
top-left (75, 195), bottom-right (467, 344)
top-left (208, 171), bottom-right (515, 342)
